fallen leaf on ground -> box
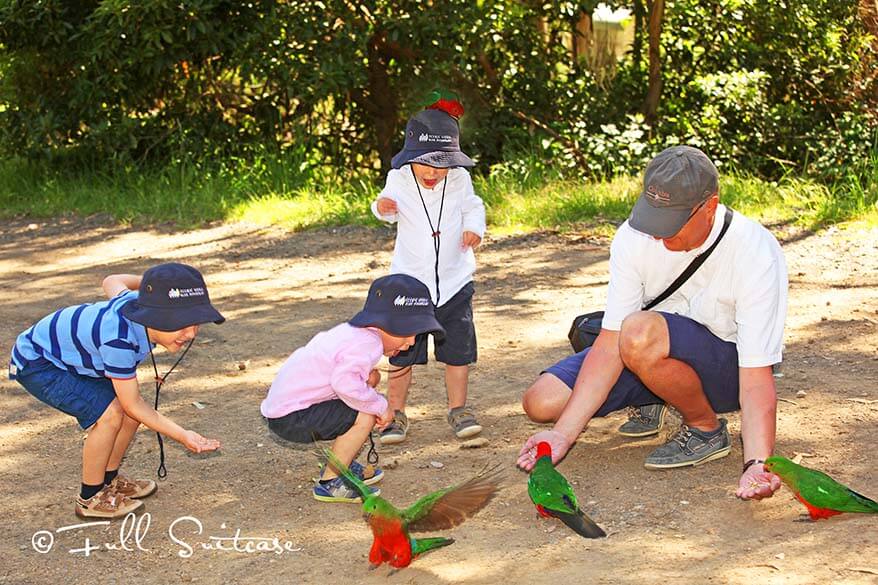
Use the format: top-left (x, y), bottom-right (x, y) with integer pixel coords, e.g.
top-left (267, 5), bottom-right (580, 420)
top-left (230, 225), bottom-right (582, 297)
top-left (459, 437), bottom-right (490, 449)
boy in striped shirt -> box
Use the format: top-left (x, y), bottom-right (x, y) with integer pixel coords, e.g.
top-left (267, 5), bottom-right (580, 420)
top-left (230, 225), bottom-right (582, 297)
top-left (9, 263), bottom-right (224, 519)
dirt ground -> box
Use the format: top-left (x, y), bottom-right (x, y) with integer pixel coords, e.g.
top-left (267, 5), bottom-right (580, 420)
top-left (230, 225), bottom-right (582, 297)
top-left (0, 215), bottom-right (876, 585)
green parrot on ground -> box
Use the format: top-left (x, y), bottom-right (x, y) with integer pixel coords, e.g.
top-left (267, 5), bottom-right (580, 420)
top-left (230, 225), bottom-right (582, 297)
top-left (764, 455), bottom-right (878, 520)
top-left (527, 441), bottom-right (606, 538)
top-left (323, 448), bottom-right (503, 569)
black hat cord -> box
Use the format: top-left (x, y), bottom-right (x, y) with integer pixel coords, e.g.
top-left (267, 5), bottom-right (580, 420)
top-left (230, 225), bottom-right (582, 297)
top-left (411, 166), bottom-right (446, 306)
top-left (147, 331), bottom-right (195, 479)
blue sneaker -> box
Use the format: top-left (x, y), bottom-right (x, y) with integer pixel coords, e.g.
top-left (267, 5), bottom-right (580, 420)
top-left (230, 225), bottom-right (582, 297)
top-left (316, 460), bottom-right (384, 486)
top-left (348, 460), bottom-right (384, 485)
top-left (312, 477), bottom-right (380, 503)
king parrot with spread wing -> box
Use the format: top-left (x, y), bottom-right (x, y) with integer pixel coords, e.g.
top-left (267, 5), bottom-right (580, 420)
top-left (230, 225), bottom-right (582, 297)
top-left (323, 448), bottom-right (502, 569)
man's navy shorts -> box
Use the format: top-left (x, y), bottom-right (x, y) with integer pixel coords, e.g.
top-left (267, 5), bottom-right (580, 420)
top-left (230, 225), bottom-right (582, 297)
top-left (389, 281), bottom-right (477, 368)
top-left (15, 357), bottom-right (117, 429)
top-left (266, 399), bottom-right (359, 443)
top-left (544, 312), bottom-right (740, 416)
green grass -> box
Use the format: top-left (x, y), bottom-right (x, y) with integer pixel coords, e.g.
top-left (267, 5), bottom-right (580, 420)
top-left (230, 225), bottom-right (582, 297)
top-left (0, 151), bottom-right (875, 234)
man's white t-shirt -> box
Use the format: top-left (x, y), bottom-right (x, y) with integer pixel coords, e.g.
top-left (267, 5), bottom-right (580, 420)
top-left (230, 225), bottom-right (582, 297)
top-left (371, 167), bottom-right (486, 307)
top-left (602, 204), bottom-right (788, 368)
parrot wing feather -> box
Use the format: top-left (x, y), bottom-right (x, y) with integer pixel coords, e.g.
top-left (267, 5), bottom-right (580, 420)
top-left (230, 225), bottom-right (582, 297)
top-left (403, 463), bottom-right (504, 532)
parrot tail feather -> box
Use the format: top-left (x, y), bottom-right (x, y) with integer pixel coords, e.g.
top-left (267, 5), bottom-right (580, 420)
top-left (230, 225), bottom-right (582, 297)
top-left (848, 488), bottom-right (878, 513)
top-left (321, 447), bottom-right (371, 500)
top-left (411, 536), bottom-right (455, 557)
top-left (556, 509), bottom-right (607, 539)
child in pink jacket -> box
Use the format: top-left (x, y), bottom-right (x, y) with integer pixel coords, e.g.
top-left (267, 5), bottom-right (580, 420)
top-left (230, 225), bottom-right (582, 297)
top-left (261, 274), bottom-right (444, 503)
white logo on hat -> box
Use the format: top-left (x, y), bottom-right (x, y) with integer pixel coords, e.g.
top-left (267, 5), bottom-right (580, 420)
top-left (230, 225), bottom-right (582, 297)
top-left (394, 295), bottom-right (430, 307)
top-left (418, 133), bottom-right (453, 144)
top-left (168, 287), bottom-right (205, 299)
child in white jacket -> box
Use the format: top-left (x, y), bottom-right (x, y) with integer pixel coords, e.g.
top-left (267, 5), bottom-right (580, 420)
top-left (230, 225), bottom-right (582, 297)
top-left (371, 105), bottom-right (486, 445)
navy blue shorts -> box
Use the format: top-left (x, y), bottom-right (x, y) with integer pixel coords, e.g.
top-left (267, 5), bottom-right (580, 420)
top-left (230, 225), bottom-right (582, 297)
top-left (544, 312), bottom-right (740, 416)
top-left (389, 281), bottom-right (477, 368)
top-left (266, 399), bottom-right (359, 443)
top-left (15, 358), bottom-right (118, 429)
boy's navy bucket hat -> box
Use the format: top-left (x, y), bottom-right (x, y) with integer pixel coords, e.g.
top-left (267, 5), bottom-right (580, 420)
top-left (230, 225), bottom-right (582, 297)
top-left (391, 109), bottom-right (475, 170)
top-left (121, 262), bottom-right (225, 332)
top-left (349, 274), bottom-right (445, 338)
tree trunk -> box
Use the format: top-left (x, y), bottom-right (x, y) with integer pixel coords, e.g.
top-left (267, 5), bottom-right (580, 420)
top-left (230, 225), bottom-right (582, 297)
top-left (857, 0), bottom-right (878, 109)
top-left (572, 11), bottom-right (593, 63)
top-left (362, 32), bottom-right (399, 172)
top-left (643, 0), bottom-right (665, 127)
top-left (632, 0), bottom-right (645, 71)
top-left (535, 15), bottom-right (550, 49)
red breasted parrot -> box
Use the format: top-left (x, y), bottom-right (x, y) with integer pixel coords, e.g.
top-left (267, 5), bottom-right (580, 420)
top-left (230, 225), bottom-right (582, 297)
top-left (764, 455), bottom-right (878, 520)
top-left (324, 448), bottom-right (502, 569)
top-left (527, 442), bottom-right (606, 538)
top-left (421, 89), bottom-right (465, 120)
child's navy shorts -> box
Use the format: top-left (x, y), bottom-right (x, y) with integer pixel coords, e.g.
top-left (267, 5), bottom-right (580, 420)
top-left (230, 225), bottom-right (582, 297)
top-left (266, 399), bottom-right (359, 443)
top-left (15, 357), bottom-right (118, 429)
top-left (389, 281), bottom-right (477, 368)
top-left (544, 312), bottom-right (741, 416)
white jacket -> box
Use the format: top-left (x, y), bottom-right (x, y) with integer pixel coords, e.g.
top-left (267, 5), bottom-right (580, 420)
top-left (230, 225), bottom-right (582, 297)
top-left (371, 167), bottom-right (486, 306)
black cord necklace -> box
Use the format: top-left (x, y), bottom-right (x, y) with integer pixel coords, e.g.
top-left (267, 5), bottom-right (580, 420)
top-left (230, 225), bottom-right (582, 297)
top-left (411, 166), bottom-right (447, 305)
top-left (147, 331), bottom-right (195, 479)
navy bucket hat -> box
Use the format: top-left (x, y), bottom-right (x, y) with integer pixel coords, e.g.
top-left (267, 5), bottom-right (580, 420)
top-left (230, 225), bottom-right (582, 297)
top-left (349, 275), bottom-right (445, 338)
top-left (391, 109), bottom-right (475, 170)
top-left (121, 263), bottom-right (225, 332)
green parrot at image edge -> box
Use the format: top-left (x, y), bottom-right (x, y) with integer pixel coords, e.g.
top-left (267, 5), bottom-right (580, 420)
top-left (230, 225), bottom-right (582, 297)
top-left (527, 441), bottom-right (606, 538)
top-left (764, 455), bottom-right (878, 520)
top-left (323, 448), bottom-right (503, 569)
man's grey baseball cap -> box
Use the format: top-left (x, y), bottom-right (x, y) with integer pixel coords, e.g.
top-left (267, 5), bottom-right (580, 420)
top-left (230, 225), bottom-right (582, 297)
top-left (628, 146), bottom-right (719, 238)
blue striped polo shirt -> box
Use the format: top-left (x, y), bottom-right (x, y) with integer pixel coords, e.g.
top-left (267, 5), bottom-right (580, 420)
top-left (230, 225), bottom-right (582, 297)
top-left (9, 290), bottom-right (152, 380)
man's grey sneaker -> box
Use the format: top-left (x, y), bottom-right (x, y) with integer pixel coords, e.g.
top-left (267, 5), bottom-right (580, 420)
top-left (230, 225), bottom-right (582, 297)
top-left (379, 410), bottom-right (408, 445)
top-left (448, 405), bottom-right (482, 439)
top-left (644, 418), bottom-right (731, 469)
top-left (312, 476), bottom-right (380, 503)
top-left (618, 403), bottom-right (668, 437)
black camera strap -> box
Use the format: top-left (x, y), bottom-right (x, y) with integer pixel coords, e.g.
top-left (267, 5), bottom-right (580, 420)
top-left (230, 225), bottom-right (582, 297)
top-left (642, 207), bottom-right (733, 310)
top-left (411, 166), bottom-right (447, 305)
top-left (147, 335), bottom-right (194, 479)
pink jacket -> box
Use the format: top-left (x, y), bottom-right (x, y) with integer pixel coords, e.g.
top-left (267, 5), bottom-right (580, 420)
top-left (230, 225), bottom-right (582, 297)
top-left (260, 323), bottom-right (388, 418)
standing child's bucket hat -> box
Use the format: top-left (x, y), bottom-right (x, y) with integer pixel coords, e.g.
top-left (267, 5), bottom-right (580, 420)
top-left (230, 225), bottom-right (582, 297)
top-left (391, 109), bottom-right (475, 170)
top-left (121, 262), bottom-right (225, 331)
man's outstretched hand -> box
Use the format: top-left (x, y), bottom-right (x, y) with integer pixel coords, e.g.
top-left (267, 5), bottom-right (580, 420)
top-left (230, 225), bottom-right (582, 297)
top-left (736, 463), bottom-right (781, 500)
top-left (517, 430), bottom-right (571, 471)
